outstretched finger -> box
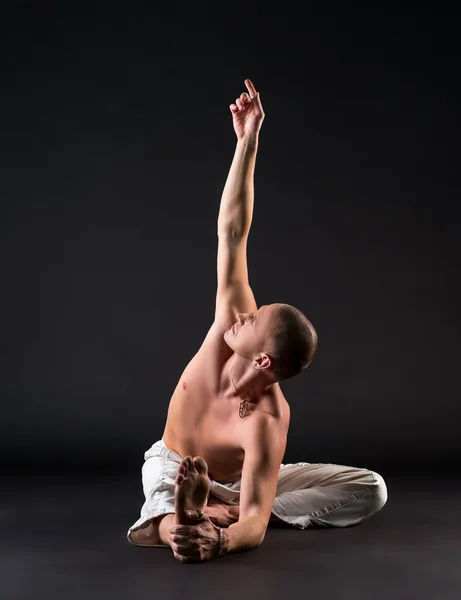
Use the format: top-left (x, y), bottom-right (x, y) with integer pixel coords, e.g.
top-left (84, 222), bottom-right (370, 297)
top-left (245, 79), bottom-right (257, 99)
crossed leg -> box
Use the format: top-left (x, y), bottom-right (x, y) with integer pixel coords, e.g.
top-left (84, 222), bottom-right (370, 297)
top-left (129, 498), bottom-right (282, 548)
top-left (130, 456), bottom-right (388, 548)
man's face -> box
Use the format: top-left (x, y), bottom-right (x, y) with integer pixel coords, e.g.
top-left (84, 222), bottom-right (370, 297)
top-left (224, 304), bottom-right (273, 360)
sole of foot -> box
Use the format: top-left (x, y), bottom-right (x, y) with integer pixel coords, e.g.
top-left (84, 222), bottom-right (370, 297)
top-left (174, 455), bottom-right (211, 525)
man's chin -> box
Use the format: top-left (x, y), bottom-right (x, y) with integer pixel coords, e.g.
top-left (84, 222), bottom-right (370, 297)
top-left (223, 329), bottom-right (234, 348)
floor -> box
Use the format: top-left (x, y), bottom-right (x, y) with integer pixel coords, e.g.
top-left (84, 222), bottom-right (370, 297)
top-left (2, 473), bottom-right (460, 600)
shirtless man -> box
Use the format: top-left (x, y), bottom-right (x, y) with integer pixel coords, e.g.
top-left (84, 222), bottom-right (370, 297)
top-left (127, 79), bottom-right (386, 563)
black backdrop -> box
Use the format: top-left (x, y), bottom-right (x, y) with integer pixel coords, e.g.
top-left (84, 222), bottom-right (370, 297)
top-left (2, 9), bottom-right (459, 476)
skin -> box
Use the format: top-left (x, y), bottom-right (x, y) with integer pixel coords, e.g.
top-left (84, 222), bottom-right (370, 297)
top-left (131, 79), bottom-right (286, 560)
top-left (222, 304), bottom-right (280, 401)
top-left (167, 79), bottom-right (272, 561)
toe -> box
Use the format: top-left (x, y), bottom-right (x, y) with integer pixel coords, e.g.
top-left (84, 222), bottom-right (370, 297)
top-left (193, 456), bottom-right (208, 475)
top-left (180, 456), bottom-right (193, 471)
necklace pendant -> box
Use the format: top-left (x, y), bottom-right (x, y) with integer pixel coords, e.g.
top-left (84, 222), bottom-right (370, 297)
top-left (239, 400), bottom-right (248, 418)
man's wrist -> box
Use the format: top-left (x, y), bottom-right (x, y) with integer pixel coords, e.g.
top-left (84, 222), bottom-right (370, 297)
top-left (237, 133), bottom-right (259, 149)
top-left (217, 527), bottom-right (228, 557)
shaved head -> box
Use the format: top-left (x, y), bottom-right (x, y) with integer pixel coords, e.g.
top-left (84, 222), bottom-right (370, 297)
top-left (224, 302), bottom-right (318, 383)
top-left (264, 303), bottom-right (318, 382)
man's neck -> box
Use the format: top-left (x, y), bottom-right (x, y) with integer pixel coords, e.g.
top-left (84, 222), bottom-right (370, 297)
top-left (226, 353), bottom-right (273, 402)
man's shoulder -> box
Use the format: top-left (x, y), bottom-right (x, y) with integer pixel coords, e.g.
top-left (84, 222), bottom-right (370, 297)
top-left (181, 322), bottom-right (234, 391)
top-left (240, 411), bottom-right (287, 478)
top-left (257, 386), bottom-right (290, 431)
top-left (197, 321), bottom-right (234, 364)
top-left (242, 399), bottom-right (289, 451)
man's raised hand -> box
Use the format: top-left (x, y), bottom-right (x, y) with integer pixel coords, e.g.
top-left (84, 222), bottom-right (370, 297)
top-left (229, 79), bottom-right (265, 141)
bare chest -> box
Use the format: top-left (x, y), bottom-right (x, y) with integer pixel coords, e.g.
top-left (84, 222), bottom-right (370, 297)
top-left (163, 379), bottom-right (250, 482)
top-left (162, 358), bottom-right (288, 482)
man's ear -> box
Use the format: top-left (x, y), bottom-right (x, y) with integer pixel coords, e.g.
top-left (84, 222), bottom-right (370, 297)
top-left (253, 353), bottom-right (271, 370)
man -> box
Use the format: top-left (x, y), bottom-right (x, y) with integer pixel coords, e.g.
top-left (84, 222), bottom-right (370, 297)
top-left (127, 79), bottom-right (388, 563)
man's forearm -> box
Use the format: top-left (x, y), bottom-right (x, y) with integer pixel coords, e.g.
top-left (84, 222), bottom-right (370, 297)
top-left (220, 513), bottom-right (266, 555)
top-left (217, 134), bottom-right (259, 237)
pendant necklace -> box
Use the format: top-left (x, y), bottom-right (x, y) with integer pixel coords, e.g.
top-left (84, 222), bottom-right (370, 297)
top-left (239, 399), bottom-right (248, 418)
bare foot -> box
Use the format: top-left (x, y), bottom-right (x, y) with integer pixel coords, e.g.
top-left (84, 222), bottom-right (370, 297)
top-left (174, 455), bottom-right (211, 525)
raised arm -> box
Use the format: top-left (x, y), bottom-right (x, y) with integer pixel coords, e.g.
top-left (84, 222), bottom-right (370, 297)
top-left (215, 79), bottom-right (265, 328)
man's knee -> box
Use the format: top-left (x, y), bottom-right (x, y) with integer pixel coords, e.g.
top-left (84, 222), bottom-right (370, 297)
top-left (368, 471), bottom-right (388, 514)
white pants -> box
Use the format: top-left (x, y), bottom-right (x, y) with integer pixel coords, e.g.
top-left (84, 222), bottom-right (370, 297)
top-left (127, 438), bottom-right (388, 546)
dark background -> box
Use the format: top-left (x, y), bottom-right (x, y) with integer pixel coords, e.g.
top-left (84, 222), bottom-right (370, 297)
top-left (1, 8), bottom-right (459, 476)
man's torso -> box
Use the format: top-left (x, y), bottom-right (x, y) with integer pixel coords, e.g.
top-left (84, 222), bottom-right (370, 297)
top-left (162, 324), bottom-right (290, 482)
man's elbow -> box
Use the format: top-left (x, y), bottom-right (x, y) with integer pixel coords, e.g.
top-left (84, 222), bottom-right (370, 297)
top-left (256, 519), bottom-right (269, 546)
top-left (242, 512), bottom-right (268, 547)
top-left (225, 514), bottom-right (267, 553)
